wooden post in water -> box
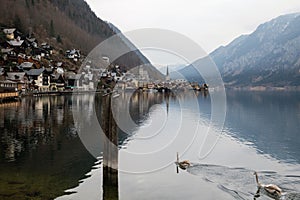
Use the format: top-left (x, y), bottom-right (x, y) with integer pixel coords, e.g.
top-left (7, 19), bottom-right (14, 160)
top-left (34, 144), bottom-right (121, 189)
top-left (100, 96), bottom-right (119, 200)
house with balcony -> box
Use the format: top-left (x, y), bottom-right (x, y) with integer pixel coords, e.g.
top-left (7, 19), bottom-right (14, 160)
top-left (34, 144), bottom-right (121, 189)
top-left (50, 74), bottom-right (65, 91)
top-left (26, 68), bottom-right (50, 91)
top-left (6, 72), bottom-right (27, 91)
top-left (65, 72), bottom-right (83, 90)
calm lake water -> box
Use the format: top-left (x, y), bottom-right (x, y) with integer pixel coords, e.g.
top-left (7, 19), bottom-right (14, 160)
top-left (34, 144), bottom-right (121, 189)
top-left (0, 91), bottom-right (299, 200)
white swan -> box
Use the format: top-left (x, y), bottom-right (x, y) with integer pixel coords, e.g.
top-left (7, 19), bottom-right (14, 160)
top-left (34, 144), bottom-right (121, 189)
top-left (254, 171), bottom-right (282, 199)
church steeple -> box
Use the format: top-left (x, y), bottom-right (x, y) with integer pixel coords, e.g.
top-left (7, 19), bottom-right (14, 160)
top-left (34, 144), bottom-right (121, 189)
top-left (166, 66), bottom-right (170, 81)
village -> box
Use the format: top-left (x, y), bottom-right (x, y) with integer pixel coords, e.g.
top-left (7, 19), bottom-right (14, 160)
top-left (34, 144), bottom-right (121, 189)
top-left (0, 27), bottom-right (208, 101)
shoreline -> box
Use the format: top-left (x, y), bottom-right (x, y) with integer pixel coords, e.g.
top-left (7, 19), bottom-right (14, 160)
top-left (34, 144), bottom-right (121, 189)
top-left (1, 85), bottom-right (299, 104)
top-left (225, 86), bottom-right (300, 91)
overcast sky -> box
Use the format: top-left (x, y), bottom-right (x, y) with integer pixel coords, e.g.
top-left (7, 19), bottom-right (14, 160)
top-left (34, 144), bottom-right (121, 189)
top-left (85, 0), bottom-right (300, 65)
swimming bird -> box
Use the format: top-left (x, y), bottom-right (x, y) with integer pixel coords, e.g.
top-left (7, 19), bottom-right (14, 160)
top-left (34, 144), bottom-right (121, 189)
top-left (253, 171), bottom-right (282, 199)
top-left (175, 152), bottom-right (191, 170)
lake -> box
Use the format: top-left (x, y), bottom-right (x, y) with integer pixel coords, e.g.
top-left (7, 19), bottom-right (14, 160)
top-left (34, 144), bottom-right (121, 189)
top-left (0, 91), bottom-right (299, 200)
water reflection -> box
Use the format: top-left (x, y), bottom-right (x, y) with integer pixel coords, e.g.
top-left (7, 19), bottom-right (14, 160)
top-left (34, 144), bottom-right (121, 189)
top-left (0, 96), bottom-right (95, 199)
top-left (225, 91), bottom-right (300, 163)
top-left (1, 90), bottom-right (300, 200)
top-left (59, 91), bottom-right (300, 200)
top-left (95, 91), bottom-right (170, 199)
top-left (176, 91), bottom-right (300, 163)
top-left (57, 91), bottom-right (170, 199)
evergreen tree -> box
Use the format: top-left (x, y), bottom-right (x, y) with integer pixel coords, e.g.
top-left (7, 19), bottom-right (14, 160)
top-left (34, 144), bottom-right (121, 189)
top-left (50, 20), bottom-right (55, 37)
top-left (14, 14), bottom-right (23, 32)
top-left (25, 0), bottom-right (30, 8)
top-left (56, 34), bottom-right (62, 43)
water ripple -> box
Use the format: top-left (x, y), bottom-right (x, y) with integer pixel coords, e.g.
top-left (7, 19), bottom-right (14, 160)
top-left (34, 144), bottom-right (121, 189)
top-left (186, 163), bottom-right (300, 200)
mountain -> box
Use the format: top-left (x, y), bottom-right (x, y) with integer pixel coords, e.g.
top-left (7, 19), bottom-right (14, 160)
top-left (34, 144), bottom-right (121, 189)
top-left (107, 23), bottom-right (165, 80)
top-left (0, 0), bottom-right (163, 79)
top-left (174, 13), bottom-right (300, 88)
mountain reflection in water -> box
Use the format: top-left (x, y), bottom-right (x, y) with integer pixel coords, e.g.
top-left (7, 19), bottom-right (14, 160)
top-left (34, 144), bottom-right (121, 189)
top-left (1, 90), bottom-right (300, 200)
top-left (225, 91), bottom-right (300, 163)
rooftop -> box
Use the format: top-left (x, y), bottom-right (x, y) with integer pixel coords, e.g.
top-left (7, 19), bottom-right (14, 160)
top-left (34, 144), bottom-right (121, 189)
top-left (26, 68), bottom-right (45, 76)
top-left (3, 28), bottom-right (16, 34)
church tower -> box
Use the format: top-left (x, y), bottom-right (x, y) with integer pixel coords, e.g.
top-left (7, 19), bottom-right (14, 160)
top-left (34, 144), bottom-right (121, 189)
top-left (166, 66), bottom-right (170, 81)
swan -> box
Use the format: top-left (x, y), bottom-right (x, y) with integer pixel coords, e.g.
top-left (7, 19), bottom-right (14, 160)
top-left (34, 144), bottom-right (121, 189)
top-left (253, 171), bottom-right (282, 199)
top-left (175, 152), bottom-right (191, 170)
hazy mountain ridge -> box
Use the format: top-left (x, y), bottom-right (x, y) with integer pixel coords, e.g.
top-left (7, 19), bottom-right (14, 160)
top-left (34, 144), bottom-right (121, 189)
top-left (176, 13), bottom-right (300, 87)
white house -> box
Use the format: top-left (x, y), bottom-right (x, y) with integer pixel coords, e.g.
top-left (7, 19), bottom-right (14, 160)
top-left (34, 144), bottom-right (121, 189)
top-left (3, 28), bottom-right (16, 40)
top-left (26, 68), bottom-right (50, 91)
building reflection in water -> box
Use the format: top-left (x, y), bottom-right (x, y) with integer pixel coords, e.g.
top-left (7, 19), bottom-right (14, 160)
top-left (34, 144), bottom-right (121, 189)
top-left (0, 95), bottom-right (96, 199)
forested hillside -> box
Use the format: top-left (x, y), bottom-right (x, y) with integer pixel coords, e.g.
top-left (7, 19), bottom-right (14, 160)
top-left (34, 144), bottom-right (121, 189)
top-left (0, 0), bottom-right (162, 73)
